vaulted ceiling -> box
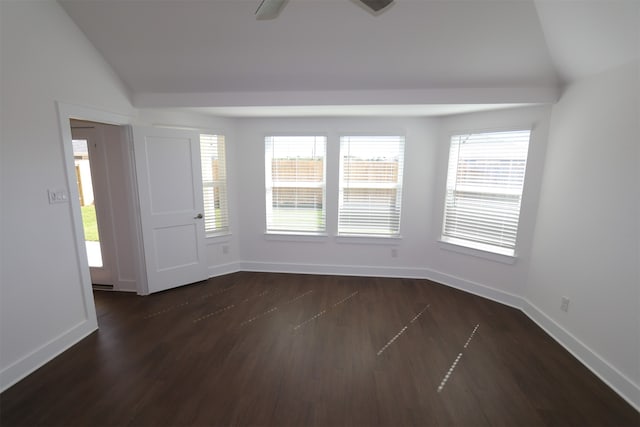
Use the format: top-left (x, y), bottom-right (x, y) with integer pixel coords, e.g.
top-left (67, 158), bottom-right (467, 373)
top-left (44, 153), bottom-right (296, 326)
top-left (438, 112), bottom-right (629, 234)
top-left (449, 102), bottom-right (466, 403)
top-left (59, 0), bottom-right (638, 116)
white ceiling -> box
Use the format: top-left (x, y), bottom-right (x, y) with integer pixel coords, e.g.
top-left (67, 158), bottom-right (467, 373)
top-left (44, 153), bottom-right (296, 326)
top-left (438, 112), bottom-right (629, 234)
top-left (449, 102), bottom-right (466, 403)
top-left (534, 0), bottom-right (640, 82)
top-left (59, 0), bottom-right (638, 117)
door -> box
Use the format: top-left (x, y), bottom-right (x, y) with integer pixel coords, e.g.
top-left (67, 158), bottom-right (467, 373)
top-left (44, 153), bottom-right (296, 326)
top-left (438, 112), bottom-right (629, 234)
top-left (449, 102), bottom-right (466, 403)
top-left (132, 126), bottom-right (208, 293)
top-left (71, 124), bottom-right (114, 286)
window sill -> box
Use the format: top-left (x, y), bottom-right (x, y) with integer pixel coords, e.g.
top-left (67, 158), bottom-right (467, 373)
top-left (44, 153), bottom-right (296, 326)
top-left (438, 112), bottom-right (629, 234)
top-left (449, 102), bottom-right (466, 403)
top-left (205, 233), bottom-right (231, 244)
top-left (335, 234), bottom-right (402, 245)
top-left (438, 237), bottom-right (517, 265)
top-left (264, 232), bottom-right (328, 242)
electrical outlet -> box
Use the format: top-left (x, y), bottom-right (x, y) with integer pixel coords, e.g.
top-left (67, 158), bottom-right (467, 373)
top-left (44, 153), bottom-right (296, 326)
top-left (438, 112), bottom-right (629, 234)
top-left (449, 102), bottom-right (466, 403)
top-left (391, 248), bottom-right (398, 258)
top-left (560, 297), bottom-right (570, 312)
top-left (222, 245), bottom-right (229, 255)
top-left (48, 189), bottom-right (69, 204)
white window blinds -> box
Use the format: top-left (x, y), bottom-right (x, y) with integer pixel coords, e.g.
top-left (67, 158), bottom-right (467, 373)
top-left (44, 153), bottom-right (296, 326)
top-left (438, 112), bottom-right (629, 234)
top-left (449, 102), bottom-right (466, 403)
top-left (200, 134), bottom-right (229, 236)
top-left (442, 130), bottom-right (531, 256)
top-left (265, 136), bottom-right (326, 233)
top-left (338, 136), bottom-right (405, 236)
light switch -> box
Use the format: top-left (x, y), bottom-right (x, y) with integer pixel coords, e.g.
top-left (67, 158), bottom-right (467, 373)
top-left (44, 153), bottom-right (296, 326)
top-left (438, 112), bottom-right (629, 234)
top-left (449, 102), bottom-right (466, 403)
top-left (48, 189), bottom-right (69, 204)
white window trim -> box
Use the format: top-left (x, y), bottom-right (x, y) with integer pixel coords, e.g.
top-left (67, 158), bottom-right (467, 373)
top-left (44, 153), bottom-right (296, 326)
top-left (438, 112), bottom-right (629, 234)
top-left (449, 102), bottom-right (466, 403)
top-left (337, 135), bottom-right (406, 238)
top-left (438, 127), bottom-right (531, 260)
top-left (201, 133), bottom-right (230, 237)
top-left (205, 230), bottom-right (232, 240)
top-left (438, 237), bottom-right (517, 264)
top-left (264, 134), bottom-right (328, 235)
top-left (335, 234), bottom-right (402, 245)
top-left (205, 235), bottom-right (232, 245)
top-left (264, 232), bottom-right (329, 242)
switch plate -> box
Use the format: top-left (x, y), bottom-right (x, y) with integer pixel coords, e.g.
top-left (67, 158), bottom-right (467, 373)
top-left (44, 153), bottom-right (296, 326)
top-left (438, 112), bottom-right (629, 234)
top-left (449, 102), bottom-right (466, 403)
top-left (561, 297), bottom-right (570, 312)
top-left (48, 189), bottom-right (69, 204)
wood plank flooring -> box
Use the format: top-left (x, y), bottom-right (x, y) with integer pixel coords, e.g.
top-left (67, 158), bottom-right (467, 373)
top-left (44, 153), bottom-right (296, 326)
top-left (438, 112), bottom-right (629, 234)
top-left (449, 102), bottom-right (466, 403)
top-left (1, 272), bottom-right (638, 426)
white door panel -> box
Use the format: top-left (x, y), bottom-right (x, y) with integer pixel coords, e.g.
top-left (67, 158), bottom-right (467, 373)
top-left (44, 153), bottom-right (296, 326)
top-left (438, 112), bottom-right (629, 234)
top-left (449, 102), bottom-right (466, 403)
top-left (132, 126), bottom-right (207, 293)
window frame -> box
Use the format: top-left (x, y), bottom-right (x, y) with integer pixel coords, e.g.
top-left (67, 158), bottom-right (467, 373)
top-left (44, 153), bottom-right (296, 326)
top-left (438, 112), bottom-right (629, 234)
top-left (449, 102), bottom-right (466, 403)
top-left (439, 128), bottom-right (532, 259)
top-left (200, 133), bottom-right (230, 238)
top-left (337, 135), bottom-right (406, 238)
top-left (264, 135), bottom-right (328, 236)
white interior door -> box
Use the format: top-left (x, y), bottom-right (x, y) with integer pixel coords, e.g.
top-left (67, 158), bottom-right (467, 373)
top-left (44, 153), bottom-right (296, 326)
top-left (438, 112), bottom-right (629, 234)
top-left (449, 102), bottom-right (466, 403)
top-left (132, 126), bottom-right (208, 294)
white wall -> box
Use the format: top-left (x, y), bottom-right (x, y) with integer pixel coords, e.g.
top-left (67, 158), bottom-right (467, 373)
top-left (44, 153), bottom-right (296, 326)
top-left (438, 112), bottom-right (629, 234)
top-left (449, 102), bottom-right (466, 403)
top-left (436, 107), bottom-right (551, 300)
top-left (135, 109), bottom-right (242, 275)
top-left (0, 1), bottom-right (133, 390)
top-left (235, 116), bottom-right (438, 273)
top-left (524, 61), bottom-right (640, 406)
top-left (234, 109), bottom-right (550, 307)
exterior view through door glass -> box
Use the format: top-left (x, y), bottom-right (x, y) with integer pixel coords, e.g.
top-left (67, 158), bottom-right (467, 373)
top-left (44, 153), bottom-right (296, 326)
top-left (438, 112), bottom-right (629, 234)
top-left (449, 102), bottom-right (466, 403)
top-left (72, 138), bottom-right (103, 267)
top-left (71, 124), bottom-right (113, 286)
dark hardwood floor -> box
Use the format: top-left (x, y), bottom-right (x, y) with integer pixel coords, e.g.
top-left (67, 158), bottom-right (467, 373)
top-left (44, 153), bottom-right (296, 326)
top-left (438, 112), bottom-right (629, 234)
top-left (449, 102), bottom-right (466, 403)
top-left (1, 272), bottom-right (638, 426)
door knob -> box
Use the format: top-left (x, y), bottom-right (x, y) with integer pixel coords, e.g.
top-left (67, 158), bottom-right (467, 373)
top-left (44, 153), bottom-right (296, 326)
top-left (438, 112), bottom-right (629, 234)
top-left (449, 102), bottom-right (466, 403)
top-left (194, 213), bottom-right (203, 219)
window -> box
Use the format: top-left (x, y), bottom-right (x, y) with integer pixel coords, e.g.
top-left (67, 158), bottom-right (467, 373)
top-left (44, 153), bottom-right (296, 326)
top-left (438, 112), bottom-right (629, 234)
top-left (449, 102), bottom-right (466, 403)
top-left (265, 136), bottom-right (326, 234)
top-left (200, 134), bottom-right (229, 236)
top-left (442, 130), bottom-right (531, 256)
top-left (338, 136), bottom-right (405, 236)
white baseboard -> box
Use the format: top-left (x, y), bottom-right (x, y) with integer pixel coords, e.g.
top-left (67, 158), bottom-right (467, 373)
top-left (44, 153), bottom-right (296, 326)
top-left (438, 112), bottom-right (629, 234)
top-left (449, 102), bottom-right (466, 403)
top-left (240, 261), bottom-right (522, 309)
top-left (208, 261), bottom-right (242, 278)
top-left (0, 318), bottom-right (97, 393)
top-left (522, 299), bottom-right (640, 411)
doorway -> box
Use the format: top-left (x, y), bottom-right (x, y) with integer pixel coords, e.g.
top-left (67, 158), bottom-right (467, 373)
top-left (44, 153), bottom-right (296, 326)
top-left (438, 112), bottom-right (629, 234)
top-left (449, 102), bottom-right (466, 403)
top-left (56, 102), bottom-right (144, 339)
top-left (65, 116), bottom-right (141, 294)
top-left (70, 122), bottom-right (113, 286)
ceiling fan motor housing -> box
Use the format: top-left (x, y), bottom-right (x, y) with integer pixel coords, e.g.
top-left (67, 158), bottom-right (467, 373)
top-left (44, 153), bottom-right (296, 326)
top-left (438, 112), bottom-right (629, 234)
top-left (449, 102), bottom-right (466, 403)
top-left (256, 0), bottom-right (394, 20)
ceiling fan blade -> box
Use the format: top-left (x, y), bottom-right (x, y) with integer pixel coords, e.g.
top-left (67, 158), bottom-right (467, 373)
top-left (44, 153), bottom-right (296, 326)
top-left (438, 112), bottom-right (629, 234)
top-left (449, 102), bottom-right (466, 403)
top-left (359, 0), bottom-right (394, 12)
top-left (255, 0), bottom-right (287, 20)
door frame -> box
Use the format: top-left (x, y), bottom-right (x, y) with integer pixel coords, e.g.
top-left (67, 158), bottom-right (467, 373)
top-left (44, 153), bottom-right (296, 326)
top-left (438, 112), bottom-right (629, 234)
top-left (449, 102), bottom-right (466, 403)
top-left (56, 102), bottom-right (146, 323)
